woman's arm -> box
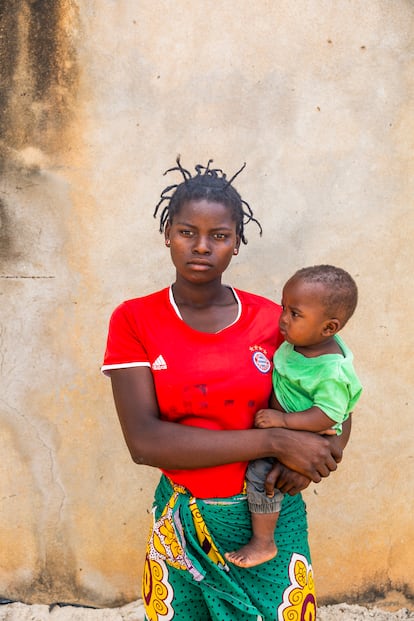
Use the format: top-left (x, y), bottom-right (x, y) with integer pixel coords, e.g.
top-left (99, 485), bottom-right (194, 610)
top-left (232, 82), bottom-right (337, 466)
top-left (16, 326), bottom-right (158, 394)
top-left (110, 367), bottom-right (341, 483)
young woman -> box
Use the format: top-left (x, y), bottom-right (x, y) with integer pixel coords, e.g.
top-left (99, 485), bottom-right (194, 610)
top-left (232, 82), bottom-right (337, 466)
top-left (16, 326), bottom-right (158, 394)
top-left (102, 158), bottom-right (350, 621)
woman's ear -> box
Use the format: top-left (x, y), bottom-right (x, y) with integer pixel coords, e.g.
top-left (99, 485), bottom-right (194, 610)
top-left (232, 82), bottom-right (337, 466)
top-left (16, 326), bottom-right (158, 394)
top-left (164, 222), bottom-right (171, 245)
top-left (322, 318), bottom-right (341, 336)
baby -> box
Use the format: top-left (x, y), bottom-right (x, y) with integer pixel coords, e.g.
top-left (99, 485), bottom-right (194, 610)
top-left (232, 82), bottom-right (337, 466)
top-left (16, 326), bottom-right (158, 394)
top-left (225, 264), bottom-right (362, 568)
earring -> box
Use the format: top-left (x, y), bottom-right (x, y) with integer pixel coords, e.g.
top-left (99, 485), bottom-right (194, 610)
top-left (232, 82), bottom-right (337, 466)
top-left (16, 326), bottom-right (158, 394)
top-left (233, 248), bottom-right (239, 255)
top-left (165, 239), bottom-right (171, 246)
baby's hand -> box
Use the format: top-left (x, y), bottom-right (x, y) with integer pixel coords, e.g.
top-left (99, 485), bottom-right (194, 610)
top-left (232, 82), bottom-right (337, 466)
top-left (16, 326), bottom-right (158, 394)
top-left (255, 408), bottom-right (285, 429)
top-left (318, 428), bottom-right (337, 436)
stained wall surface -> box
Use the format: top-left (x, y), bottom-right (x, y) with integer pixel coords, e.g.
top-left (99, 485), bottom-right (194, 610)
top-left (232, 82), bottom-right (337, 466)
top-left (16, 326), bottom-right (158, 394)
top-left (0, 0), bottom-right (413, 607)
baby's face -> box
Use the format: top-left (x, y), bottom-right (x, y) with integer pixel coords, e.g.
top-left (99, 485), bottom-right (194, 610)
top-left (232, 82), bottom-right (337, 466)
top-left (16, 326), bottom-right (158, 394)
top-left (279, 277), bottom-right (329, 347)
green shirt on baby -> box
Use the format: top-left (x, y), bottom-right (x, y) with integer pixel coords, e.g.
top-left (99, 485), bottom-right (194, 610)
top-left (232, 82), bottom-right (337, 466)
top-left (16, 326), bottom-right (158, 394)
top-left (273, 334), bottom-right (362, 434)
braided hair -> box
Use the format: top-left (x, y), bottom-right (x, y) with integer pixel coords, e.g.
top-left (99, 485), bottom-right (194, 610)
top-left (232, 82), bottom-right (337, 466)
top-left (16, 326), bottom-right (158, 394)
top-left (153, 156), bottom-right (262, 244)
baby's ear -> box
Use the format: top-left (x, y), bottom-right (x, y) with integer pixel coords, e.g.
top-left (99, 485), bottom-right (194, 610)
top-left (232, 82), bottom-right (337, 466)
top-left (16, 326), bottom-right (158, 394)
top-left (322, 318), bottom-right (341, 336)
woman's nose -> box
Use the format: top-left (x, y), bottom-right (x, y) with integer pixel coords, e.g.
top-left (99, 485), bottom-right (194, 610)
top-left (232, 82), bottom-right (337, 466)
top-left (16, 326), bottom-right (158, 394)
top-left (193, 235), bottom-right (211, 254)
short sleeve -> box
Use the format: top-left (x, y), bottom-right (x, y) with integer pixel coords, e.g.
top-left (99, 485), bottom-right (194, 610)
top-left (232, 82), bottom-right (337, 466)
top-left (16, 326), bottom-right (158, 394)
top-left (312, 379), bottom-right (352, 425)
top-left (101, 301), bottom-right (150, 375)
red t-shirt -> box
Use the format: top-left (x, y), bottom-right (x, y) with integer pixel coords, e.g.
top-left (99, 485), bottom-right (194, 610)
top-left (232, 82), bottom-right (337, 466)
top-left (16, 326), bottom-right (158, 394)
top-left (102, 286), bottom-right (283, 498)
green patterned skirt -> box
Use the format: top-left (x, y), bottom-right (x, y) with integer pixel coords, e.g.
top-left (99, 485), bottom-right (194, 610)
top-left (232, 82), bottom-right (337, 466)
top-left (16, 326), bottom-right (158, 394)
top-left (142, 475), bottom-right (316, 621)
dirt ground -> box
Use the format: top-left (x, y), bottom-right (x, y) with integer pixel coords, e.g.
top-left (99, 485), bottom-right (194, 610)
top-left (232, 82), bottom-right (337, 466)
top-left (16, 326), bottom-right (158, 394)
top-left (0, 592), bottom-right (413, 621)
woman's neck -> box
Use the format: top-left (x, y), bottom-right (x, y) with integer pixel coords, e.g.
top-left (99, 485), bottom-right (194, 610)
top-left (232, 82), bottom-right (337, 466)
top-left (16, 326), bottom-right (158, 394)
top-left (171, 279), bottom-right (239, 333)
top-left (171, 279), bottom-right (232, 309)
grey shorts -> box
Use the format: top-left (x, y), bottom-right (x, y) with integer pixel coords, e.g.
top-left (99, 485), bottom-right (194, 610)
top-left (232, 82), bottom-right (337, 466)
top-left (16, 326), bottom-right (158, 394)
top-left (245, 458), bottom-right (284, 514)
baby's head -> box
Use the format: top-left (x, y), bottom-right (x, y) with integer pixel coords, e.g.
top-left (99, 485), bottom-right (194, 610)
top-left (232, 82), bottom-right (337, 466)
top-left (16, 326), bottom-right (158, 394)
top-left (291, 265), bottom-right (358, 327)
top-left (280, 265), bottom-right (358, 346)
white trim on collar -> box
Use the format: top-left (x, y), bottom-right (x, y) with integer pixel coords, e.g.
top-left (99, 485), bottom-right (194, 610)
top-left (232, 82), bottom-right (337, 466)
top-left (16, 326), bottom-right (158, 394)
top-left (168, 285), bottom-right (241, 333)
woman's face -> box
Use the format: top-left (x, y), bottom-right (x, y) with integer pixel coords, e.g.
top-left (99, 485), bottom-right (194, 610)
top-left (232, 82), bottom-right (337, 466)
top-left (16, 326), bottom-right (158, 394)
top-left (165, 199), bottom-right (240, 284)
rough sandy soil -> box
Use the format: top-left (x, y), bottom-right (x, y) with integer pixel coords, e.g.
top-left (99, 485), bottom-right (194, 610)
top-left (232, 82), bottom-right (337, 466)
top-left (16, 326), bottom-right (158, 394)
top-left (0, 594), bottom-right (413, 621)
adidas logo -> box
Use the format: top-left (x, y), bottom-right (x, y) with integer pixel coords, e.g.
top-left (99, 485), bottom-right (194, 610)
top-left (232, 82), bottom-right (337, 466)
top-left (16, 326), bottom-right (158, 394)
top-left (152, 355), bottom-right (167, 370)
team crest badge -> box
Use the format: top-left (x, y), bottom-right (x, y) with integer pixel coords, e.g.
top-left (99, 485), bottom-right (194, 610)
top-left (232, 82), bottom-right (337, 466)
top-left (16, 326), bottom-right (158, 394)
top-left (250, 346), bottom-right (271, 373)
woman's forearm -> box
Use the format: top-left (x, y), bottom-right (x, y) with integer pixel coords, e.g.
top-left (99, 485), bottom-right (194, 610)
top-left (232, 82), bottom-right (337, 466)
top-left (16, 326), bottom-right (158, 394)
top-left (111, 368), bottom-right (339, 483)
top-left (122, 415), bottom-right (337, 484)
top-left (131, 418), bottom-right (272, 469)
top-left (111, 369), bottom-right (275, 469)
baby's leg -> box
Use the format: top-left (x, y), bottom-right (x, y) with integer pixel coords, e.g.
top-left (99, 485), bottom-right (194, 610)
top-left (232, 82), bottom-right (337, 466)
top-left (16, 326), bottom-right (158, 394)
top-left (225, 458), bottom-right (282, 568)
top-left (225, 510), bottom-right (280, 568)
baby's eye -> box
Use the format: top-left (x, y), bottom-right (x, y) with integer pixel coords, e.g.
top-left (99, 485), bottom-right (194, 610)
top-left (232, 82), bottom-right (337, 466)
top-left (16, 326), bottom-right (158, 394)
top-left (291, 311), bottom-right (299, 318)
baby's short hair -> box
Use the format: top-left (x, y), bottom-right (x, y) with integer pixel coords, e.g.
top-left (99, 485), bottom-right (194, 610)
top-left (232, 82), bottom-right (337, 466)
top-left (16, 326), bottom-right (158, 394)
top-left (293, 264), bottom-right (358, 325)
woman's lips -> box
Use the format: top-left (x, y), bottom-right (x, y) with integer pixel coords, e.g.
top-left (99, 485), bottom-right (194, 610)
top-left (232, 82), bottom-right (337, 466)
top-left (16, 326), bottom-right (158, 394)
top-left (187, 260), bottom-right (213, 270)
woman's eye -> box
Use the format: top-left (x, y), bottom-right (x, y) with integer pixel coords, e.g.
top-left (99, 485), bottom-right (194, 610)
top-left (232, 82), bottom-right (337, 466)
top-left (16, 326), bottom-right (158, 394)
top-left (213, 233), bottom-right (227, 240)
top-left (180, 230), bottom-right (193, 237)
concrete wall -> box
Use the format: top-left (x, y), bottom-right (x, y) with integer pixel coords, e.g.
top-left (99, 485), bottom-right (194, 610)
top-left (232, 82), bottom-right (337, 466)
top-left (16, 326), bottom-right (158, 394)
top-left (1, 0), bottom-right (413, 607)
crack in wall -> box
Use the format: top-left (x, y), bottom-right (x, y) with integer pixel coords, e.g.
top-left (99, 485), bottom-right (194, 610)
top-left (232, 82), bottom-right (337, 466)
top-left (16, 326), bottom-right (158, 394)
top-left (0, 275), bottom-right (56, 278)
top-left (0, 395), bottom-right (77, 598)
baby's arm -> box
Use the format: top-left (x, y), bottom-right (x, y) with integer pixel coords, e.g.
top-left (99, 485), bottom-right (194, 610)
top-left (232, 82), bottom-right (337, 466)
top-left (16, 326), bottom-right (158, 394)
top-left (255, 405), bottom-right (336, 433)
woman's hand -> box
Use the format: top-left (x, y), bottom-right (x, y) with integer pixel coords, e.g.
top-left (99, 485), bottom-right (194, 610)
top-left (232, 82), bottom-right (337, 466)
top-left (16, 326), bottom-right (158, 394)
top-left (265, 416), bottom-right (352, 491)
top-left (265, 461), bottom-right (311, 496)
top-left (268, 428), bottom-right (340, 483)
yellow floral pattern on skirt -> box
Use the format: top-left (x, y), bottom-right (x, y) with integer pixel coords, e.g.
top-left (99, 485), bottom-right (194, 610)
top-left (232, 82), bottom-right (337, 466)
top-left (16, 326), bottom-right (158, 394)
top-left (142, 476), bottom-right (316, 621)
top-left (143, 482), bottom-right (228, 621)
top-left (278, 553), bottom-right (316, 621)
top-left (188, 496), bottom-right (228, 569)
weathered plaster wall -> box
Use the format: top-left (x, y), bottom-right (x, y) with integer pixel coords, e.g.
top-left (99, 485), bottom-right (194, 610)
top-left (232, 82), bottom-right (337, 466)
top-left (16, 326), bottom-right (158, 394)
top-left (0, 0), bottom-right (413, 607)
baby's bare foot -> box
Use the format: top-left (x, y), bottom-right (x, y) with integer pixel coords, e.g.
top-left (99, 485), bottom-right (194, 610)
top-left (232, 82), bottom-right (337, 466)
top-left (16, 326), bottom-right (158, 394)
top-left (225, 540), bottom-right (277, 568)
